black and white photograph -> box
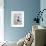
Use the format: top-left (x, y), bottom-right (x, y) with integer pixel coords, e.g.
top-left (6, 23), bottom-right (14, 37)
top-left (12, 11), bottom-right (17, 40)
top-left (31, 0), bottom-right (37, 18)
top-left (11, 11), bottom-right (24, 27)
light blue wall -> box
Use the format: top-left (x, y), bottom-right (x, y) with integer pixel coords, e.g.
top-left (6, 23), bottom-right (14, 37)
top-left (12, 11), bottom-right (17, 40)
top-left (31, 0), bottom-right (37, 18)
top-left (40, 0), bottom-right (46, 27)
top-left (4, 0), bottom-right (40, 42)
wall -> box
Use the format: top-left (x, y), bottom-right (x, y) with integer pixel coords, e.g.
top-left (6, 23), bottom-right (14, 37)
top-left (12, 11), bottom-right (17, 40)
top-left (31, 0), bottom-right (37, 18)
top-left (4, 0), bottom-right (40, 42)
top-left (40, 0), bottom-right (46, 27)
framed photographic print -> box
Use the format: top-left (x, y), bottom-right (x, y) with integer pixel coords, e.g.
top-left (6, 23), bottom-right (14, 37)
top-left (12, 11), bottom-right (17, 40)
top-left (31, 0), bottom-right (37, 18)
top-left (11, 11), bottom-right (24, 27)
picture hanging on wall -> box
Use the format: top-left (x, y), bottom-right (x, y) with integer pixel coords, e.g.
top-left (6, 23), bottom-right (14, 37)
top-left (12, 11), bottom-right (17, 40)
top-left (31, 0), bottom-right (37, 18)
top-left (11, 11), bottom-right (24, 27)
